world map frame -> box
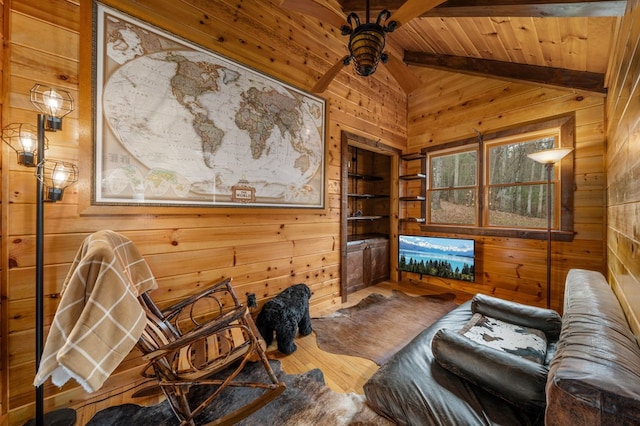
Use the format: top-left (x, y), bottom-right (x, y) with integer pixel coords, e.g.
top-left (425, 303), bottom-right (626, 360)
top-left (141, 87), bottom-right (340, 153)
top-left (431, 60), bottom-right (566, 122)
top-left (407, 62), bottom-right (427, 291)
top-left (91, 2), bottom-right (326, 209)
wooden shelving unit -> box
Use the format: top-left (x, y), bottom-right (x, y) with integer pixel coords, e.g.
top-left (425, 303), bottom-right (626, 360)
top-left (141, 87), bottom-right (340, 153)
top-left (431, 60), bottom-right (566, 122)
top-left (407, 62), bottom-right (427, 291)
top-left (345, 144), bottom-right (391, 294)
top-left (346, 149), bottom-right (390, 239)
top-left (399, 153), bottom-right (427, 223)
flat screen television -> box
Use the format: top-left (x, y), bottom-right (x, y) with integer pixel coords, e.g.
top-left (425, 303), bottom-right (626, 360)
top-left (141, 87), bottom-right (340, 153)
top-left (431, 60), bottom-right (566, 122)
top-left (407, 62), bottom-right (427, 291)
top-left (399, 235), bottom-right (475, 282)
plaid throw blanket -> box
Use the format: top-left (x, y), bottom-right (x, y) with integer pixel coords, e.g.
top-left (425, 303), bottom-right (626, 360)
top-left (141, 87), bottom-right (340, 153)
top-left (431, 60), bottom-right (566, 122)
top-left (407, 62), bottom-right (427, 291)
top-left (34, 230), bottom-right (157, 393)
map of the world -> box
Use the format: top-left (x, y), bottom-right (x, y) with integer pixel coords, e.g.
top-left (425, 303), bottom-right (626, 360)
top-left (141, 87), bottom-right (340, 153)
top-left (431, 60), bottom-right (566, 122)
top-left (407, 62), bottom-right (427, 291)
top-left (94, 5), bottom-right (325, 207)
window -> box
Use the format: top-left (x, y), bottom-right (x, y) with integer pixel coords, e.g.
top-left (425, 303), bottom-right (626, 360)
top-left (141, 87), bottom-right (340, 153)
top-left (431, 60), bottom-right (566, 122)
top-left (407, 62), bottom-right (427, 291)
top-left (428, 147), bottom-right (478, 225)
top-left (486, 132), bottom-right (558, 228)
top-left (423, 115), bottom-right (574, 239)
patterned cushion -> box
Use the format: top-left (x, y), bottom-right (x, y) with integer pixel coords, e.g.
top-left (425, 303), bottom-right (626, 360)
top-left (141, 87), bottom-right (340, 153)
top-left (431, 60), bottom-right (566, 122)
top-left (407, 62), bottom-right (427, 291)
top-left (459, 313), bottom-right (547, 364)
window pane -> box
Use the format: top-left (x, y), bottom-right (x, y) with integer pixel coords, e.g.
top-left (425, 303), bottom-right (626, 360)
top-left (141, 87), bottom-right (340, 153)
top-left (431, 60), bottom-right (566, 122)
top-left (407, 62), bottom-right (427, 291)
top-left (487, 184), bottom-right (553, 228)
top-left (431, 151), bottom-right (477, 189)
top-left (429, 189), bottom-right (476, 225)
top-left (489, 136), bottom-right (555, 185)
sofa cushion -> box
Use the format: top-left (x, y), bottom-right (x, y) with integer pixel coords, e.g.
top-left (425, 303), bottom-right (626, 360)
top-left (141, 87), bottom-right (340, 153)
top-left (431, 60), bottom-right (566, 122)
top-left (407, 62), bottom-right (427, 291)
top-left (460, 313), bottom-right (548, 364)
top-left (471, 293), bottom-right (562, 341)
top-left (432, 327), bottom-right (548, 410)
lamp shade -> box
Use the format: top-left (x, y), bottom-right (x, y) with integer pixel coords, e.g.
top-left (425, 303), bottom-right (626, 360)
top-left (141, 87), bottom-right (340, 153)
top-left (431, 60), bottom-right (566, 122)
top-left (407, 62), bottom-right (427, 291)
top-left (30, 84), bottom-right (74, 131)
top-left (36, 159), bottom-right (79, 202)
top-left (1, 123), bottom-right (48, 167)
top-left (527, 147), bottom-right (573, 164)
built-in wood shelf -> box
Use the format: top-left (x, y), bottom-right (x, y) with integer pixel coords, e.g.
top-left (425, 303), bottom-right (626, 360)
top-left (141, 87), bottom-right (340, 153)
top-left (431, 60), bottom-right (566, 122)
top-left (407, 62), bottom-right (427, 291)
top-left (399, 173), bottom-right (426, 180)
top-left (348, 172), bottom-right (384, 181)
top-left (347, 215), bottom-right (389, 221)
top-left (401, 153), bottom-right (426, 161)
top-left (399, 153), bottom-right (427, 224)
top-left (399, 217), bottom-right (426, 223)
top-left (348, 193), bottom-right (390, 199)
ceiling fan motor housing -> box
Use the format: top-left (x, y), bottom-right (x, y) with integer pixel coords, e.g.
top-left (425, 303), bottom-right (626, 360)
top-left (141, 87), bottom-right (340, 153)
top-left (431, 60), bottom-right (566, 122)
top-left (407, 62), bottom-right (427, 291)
top-left (344, 9), bottom-right (396, 77)
top-left (349, 23), bottom-right (387, 76)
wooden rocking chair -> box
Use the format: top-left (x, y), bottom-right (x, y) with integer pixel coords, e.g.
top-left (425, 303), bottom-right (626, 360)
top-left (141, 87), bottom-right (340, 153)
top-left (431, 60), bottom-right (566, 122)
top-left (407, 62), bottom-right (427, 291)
top-left (137, 277), bottom-right (286, 426)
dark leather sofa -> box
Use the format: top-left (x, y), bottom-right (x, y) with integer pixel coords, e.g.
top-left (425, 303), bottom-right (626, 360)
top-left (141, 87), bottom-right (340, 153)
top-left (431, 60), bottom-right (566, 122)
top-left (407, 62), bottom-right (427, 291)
top-left (364, 269), bottom-right (640, 425)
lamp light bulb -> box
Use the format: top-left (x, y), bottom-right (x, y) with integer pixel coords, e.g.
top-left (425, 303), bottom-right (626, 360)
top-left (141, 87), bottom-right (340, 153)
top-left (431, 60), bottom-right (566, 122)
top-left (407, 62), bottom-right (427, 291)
top-left (51, 165), bottom-right (69, 188)
top-left (20, 131), bottom-right (36, 151)
top-left (43, 89), bottom-right (63, 117)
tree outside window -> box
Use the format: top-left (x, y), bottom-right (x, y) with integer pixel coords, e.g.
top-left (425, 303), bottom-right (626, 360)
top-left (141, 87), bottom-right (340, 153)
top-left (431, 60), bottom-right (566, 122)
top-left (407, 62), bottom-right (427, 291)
top-left (428, 148), bottom-right (478, 225)
top-left (486, 134), bottom-right (558, 229)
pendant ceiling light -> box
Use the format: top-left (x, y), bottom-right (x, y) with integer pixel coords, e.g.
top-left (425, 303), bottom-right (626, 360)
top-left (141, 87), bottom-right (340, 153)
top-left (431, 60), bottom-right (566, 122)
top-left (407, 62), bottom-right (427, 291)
top-left (341, 0), bottom-right (397, 76)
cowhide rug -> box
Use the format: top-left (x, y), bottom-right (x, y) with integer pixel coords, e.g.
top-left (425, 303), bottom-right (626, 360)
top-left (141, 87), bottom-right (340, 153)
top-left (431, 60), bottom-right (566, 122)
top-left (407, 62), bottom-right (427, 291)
top-left (87, 359), bottom-right (391, 426)
top-left (312, 290), bottom-right (458, 365)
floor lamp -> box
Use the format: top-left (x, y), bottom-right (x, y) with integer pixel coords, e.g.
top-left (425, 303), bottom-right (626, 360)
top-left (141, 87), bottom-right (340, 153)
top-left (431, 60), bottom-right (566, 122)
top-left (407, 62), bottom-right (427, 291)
top-left (2, 83), bottom-right (79, 426)
top-left (527, 147), bottom-right (573, 309)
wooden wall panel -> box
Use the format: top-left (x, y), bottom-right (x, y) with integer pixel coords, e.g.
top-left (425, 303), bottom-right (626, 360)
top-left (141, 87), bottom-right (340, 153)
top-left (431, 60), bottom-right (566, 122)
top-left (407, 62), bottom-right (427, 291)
top-left (1, 0), bottom-right (6, 420)
top-left (606, 0), bottom-right (640, 339)
top-left (1, 0), bottom-right (407, 423)
top-left (405, 66), bottom-right (606, 310)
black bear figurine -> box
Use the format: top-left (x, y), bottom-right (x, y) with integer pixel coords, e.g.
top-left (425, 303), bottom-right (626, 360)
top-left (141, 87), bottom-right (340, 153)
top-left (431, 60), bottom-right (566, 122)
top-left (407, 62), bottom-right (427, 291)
top-left (255, 284), bottom-right (312, 354)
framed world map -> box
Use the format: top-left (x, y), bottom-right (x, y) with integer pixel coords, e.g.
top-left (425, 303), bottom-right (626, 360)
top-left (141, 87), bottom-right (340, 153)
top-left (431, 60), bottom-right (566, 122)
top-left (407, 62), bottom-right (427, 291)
top-left (93, 3), bottom-right (326, 208)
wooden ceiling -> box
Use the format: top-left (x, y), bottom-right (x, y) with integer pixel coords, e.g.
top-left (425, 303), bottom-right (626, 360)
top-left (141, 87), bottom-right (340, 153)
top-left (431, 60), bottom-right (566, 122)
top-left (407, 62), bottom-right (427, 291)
top-left (337, 0), bottom-right (624, 94)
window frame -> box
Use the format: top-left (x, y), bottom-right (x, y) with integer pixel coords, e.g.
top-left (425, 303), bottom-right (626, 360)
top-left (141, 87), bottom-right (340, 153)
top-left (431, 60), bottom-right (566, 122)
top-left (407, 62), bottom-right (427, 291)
top-left (420, 114), bottom-right (575, 241)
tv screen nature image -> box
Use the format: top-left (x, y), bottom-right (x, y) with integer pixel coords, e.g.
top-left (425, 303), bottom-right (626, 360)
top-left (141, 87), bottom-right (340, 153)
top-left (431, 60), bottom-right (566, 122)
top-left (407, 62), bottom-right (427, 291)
top-left (399, 235), bottom-right (475, 282)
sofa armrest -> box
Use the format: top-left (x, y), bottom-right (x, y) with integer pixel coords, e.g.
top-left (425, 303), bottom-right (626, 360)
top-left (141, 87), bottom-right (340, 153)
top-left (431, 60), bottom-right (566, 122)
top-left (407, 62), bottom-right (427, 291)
top-left (471, 294), bottom-right (562, 340)
top-left (546, 269), bottom-right (640, 425)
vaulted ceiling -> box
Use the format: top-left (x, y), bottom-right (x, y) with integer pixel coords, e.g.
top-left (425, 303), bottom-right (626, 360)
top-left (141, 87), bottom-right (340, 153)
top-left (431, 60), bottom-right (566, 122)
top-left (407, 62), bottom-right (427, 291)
top-left (283, 0), bottom-right (624, 94)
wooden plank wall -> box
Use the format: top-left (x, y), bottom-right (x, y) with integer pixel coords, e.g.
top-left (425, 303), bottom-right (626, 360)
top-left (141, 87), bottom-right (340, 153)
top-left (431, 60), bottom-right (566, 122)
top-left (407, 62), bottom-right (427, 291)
top-left (0, 0), bottom-right (5, 423)
top-left (605, 0), bottom-right (640, 338)
top-left (403, 69), bottom-right (607, 309)
top-left (1, 0), bottom-right (407, 423)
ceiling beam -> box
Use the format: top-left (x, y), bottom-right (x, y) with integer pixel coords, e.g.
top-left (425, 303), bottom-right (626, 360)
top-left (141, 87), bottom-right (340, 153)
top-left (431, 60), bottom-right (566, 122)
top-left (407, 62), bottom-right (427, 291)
top-left (341, 0), bottom-right (626, 17)
top-left (404, 51), bottom-right (606, 94)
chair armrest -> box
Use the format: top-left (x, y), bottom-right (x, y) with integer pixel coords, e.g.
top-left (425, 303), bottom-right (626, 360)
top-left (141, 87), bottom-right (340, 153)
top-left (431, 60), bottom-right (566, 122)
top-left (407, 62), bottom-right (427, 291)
top-left (471, 294), bottom-right (562, 340)
top-left (161, 277), bottom-right (233, 321)
top-left (143, 305), bottom-right (249, 361)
